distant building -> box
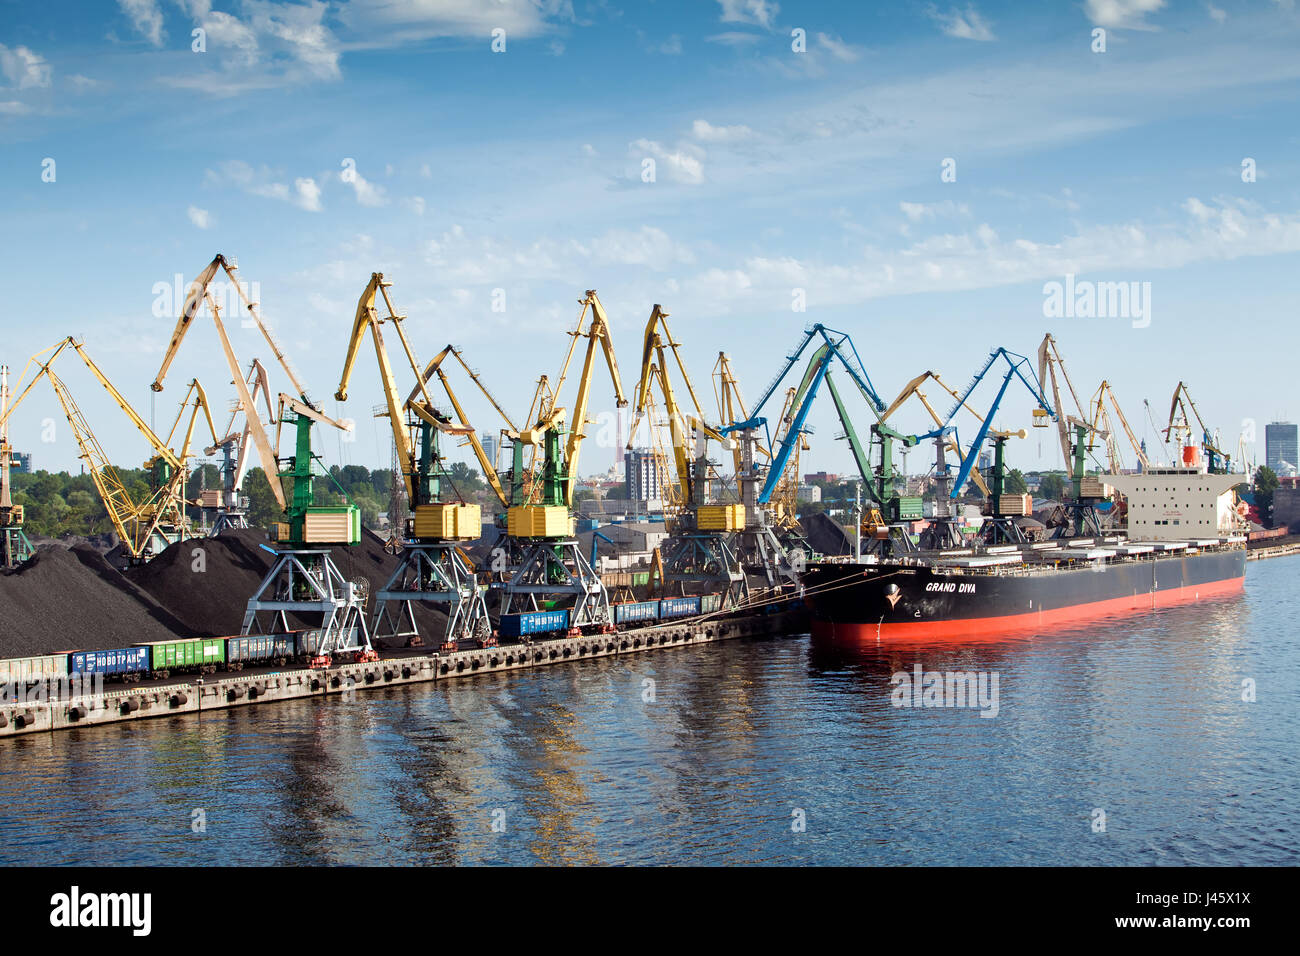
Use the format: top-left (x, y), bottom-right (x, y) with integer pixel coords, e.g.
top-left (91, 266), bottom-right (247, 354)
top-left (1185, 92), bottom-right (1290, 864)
top-left (10, 451), bottom-right (31, 474)
top-left (625, 449), bottom-right (663, 500)
top-left (1266, 422), bottom-right (1298, 476)
top-left (978, 450), bottom-right (992, 472)
top-left (805, 471), bottom-right (839, 484)
top-left (796, 483), bottom-right (822, 503)
top-left (479, 432), bottom-right (499, 469)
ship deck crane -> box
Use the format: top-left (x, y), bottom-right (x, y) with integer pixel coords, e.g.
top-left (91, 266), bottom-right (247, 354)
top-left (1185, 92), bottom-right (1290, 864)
top-left (334, 272), bottom-right (493, 651)
top-left (626, 304), bottom-right (745, 606)
top-left (0, 339), bottom-right (216, 563)
top-left (151, 254), bottom-right (372, 665)
top-left (495, 290), bottom-right (628, 630)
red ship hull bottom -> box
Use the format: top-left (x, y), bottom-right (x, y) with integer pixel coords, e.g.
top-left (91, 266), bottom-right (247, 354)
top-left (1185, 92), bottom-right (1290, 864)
top-left (810, 574), bottom-right (1245, 643)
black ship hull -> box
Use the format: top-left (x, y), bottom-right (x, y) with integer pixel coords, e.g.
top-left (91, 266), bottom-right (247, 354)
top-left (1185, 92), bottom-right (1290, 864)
top-left (801, 546), bottom-right (1245, 642)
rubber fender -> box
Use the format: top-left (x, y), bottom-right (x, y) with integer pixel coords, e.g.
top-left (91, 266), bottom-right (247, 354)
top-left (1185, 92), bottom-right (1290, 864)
top-left (228, 686), bottom-right (246, 700)
top-left (69, 704), bottom-right (88, 720)
top-left (18, 710), bottom-right (36, 727)
top-left (0, 713), bottom-right (8, 728)
top-left (170, 692), bottom-right (188, 707)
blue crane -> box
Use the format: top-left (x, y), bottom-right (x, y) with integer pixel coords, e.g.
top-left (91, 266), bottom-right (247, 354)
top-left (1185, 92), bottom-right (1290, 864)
top-left (720, 325), bottom-right (885, 504)
top-left (940, 347), bottom-right (1055, 499)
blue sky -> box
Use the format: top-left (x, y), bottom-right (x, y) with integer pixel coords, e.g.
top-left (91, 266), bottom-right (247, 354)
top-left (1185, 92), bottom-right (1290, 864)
top-left (2, 0), bottom-right (1298, 481)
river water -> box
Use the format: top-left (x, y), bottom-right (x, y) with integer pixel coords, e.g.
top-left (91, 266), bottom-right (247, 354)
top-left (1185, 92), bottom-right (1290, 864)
top-left (2, 557), bottom-right (1296, 866)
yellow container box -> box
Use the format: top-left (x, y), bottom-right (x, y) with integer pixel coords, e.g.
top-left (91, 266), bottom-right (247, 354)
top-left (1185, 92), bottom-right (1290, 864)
top-left (414, 503), bottom-right (482, 540)
top-left (507, 505), bottom-right (574, 538)
top-left (697, 503), bottom-right (744, 531)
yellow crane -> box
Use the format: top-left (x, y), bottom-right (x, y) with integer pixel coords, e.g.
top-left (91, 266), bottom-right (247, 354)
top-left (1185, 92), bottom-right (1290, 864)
top-left (1, 363), bottom-right (34, 566)
top-left (1088, 380), bottom-right (1148, 473)
top-left (881, 369), bottom-right (993, 498)
top-left (203, 358), bottom-right (275, 533)
top-left (0, 338), bottom-right (216, 562)
top-left (334, 272), bottom-right (493, 649)
top-left (1164, 381), bottom-right (1230, 473)
top-left (626, 304), bottom-right (744, 604)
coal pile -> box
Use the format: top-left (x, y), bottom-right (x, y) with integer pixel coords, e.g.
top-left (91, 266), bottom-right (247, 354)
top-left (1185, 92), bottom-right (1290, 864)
top-left (0, 545), bottom-right (187, 657)
top-left (126, 528), bottom-right (449, 647)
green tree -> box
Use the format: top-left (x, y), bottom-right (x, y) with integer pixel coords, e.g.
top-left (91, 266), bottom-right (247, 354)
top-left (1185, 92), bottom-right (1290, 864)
top-left (1004, 469), bottom-right (1028, 495)
top-left (242, 467), bottom-right (283, 527)
top-left (1254, 466), bottom-right (1279, 526)
top-left (1038, 473), bottom-right (1066, 500)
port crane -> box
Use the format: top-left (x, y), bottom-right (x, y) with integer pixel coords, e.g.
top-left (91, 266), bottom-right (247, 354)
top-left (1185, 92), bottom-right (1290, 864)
top-left (626, 304), bottom-right (745, 606)
top-left (1163, 381), bottom-right (1231, 473)
top-left (0, 338), bottom-right (217, 562)
top-left (335, 272), bottom-right (493, 651)
top-left (202, 358), bottom-right (275, 534)
top-left (932, 346), bottom-right (1055, 547)
top-left (494, 290), bottom-right (628, 630)
top-left (1087, 380), bottom-right (1149, 474)
top-left (152, 254), bottom-right (373, 665)
top-left (719, 324), bottom-right (884, 587)
top-left (0, 365), bottom-right (34, 567)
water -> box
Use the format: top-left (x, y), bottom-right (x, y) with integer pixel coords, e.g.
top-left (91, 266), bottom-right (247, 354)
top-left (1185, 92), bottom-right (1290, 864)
top-left (2, 558), bottom-right (1296, 866)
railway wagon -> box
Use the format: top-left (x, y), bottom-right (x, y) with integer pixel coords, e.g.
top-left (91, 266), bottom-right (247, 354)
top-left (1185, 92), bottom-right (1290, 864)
top-left (68, 647), bottom-right (151, 681)
top-left (658, 596), bottom-right (701, 620)
top-left (225, 634), bottom-right (296, 669)
top-left (138, 638), bottom-right (225, 677)
top-left (701, 593), bottom-right (723, 614)
top-left (613, 600), bottom-right (659, 626)
top-left (0, 653), bottom-right (70, 689)
top-left (498, 609), bottom-right (571, 639)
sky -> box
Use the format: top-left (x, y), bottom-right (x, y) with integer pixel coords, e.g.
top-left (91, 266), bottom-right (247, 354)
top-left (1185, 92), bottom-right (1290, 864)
top-left (2, 0), bottom-right (1298, 484)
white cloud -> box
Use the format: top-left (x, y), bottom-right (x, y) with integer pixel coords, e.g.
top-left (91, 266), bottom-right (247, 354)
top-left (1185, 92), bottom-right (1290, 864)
top-left (203, 160), bottom-right (322, 211)
top-left (0, 101), bottom-right (31, 115)
top-left (403, 196), bottom-right (426, 216)
top-left (630, 138), bottom-right (705, 184)
top-left (67, 74), bottom-right (99, 91)
top-left (0, 44), bottom-right (52, 90)
top-left (900, 200), bottom-right (971, 221)
top-left (294, 177), bottom-right (322, 211)
top-left (926, 4), bottom-right (996, 41)
top-left (706, 32), bottom-right (762, 47)
top-left (118, 0), bottom-right (166, 47)
top-left (1084, 0), bottom-right (1167, 30)
top-left (582, 143), bottom-right (597, 156)
top-left (339, 0), bottom-right (573, 43)
top-left (716, 0), bottom-right (780, 30)
top-left (340, 166), bottom-right (388, 206)
top-left (187, 206), bottom-right (211, 229)
top-left (691, 119), bottom-right (754, 143)
top-left (815, 33), bottom-right (862, 62)
top-left (658, 35), bottom-right (683, 55)
top-left (1207, 3), bottom-right (1227, 23)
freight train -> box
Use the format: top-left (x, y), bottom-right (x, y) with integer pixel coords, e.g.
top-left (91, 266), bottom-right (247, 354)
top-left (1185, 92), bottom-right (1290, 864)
top-left (0, 629), bottom-right (344, 689)
top-left (0, 595), bottom-right (728, 691)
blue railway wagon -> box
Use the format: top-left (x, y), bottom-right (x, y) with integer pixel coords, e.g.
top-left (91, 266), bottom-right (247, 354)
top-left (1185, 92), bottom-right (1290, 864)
top-left (0, 653), bottom-right (69, 688)
top-left (658, 596), bottom-right (701, 620)
top-left (499, 609), bottom-right (570, 638)
top-left (68, 647), bottom-right (151, 680)
top-left (613, 600), bottom-right (659, 625)
top-left (700, 593), bottom-right (722, 614)
top-left (226, 634), bottom-right (296, 668)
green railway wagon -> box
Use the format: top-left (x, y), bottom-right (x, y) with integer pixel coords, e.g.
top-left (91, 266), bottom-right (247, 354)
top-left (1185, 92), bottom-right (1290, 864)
top-left (136, 638), bottom-right (226, 677)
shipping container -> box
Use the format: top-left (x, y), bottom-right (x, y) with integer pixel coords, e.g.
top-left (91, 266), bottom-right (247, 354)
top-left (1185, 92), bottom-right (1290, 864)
top-left (658, 596), bottom-right (701, 620)
top-left (613, 600), bottom-right (659, 625)
top-left (68, 646), bottom-right (151, 679)
top-left (137, 638), bottom-right (226, 675)
top-left (498, 608), bottom-right (571, 638)
top-left (0, 653), bottom-right (69, 687)
top-left (701, 593), bottom-right (723, 614)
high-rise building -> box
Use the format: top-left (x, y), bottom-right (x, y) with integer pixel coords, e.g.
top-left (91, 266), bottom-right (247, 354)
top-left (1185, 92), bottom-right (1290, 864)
top-left (479, 432), bottom-right (499, 470)
top-left (625, 449), bottom-right (662, 500)
top-left (1266, 422), bottom-right (1298, 476)
top-left (11, 451), bottom-right (31, 474)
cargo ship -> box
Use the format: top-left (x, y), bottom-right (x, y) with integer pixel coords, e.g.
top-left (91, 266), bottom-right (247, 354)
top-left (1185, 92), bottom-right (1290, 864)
top-left (801, 466), bottom-right (1248, 642)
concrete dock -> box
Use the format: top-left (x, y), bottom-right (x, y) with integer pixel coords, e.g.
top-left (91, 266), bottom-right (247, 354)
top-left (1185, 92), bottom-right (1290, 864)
top-left (0, 607), bottom-right (806, 739)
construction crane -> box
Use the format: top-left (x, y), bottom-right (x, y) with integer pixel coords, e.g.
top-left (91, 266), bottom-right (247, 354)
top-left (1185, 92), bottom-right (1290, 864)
top-left (334, 272), bottom-right (492, 651)
top-left (626, 304), bottom-right (745, 606)
top-left (720, 325), bottom-right (886, 586)
top-left (494, 290), bottom-right (628, 630)
top-left (203, 359), bottom-right (274, 534)
top-left (151, 254), bottom-right (373, 665)
top-left (1164, 381), bottom-right (1231, 473)
top-left (0, 364), bottom-right (34, 567)
top-left (0, 338), bottom-right (216, 562)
